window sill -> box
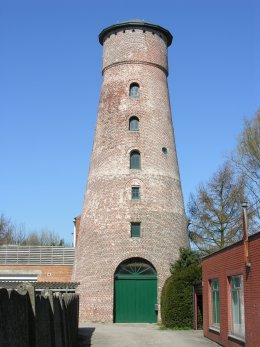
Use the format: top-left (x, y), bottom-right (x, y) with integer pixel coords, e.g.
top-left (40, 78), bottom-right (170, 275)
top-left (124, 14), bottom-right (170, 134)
top-left (228, 334), bottom-right (245, 345)
top-left (209, 327), bottom-right (220, 334)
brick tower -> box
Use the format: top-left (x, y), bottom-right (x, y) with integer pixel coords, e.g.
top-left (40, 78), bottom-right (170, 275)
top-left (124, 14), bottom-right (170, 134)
top-left (73, 20), bottom-right (188, 323)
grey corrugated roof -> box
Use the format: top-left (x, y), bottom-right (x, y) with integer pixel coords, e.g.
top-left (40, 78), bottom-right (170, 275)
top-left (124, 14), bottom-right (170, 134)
top-left (0, 281), bottom-right (79, 290)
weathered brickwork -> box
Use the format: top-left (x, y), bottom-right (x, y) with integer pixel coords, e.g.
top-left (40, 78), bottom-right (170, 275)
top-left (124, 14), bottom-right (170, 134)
top-left (73, 21), bottom-right (188, 322)
top-left (0, 265), bottom-right (73, 282)
top-left (202, 232), bottom-right (260, 347)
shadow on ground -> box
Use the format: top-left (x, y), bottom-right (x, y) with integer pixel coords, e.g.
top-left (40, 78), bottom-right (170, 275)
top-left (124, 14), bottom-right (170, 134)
top-left (77, 327), bottom-right (95, 347)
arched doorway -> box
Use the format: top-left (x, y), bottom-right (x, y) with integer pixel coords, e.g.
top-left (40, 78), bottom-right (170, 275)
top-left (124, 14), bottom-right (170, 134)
top-left (114, 258), bottom-right (157, 323)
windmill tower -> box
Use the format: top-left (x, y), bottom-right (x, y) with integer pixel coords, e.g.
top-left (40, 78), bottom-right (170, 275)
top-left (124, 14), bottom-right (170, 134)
top-left (73, 20), bottom-right (188, 323)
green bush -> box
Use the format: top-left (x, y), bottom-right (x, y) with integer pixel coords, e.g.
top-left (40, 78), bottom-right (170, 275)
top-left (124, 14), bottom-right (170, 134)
top-left (161, 248), bottom-right (202, 329)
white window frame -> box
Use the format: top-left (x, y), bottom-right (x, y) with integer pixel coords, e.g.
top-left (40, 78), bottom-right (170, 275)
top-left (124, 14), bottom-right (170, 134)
top-left (230, 275), bottom-right (245, 339)
top-left (210, 278), bottom-right (220, 330)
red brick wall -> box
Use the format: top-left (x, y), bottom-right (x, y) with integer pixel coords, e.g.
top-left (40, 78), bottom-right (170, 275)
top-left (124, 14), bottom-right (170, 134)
top-left (202, 232), bottom-right (260, 347)
top-left (0, 265), bottom-right (73, 282)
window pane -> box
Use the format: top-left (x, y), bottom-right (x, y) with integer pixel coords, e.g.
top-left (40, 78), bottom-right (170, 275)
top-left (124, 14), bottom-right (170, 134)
top-left (211, 279), bottom-right (220, 329)
top-left (131, 187), bottom-right (140, 200)
top-left (130, 151), bottom-right (140, 169)
top-left (213, 290), bottom-right (220, 324)
top-left (129, 117), bottom-right (139, 131)
top-left (131, 223), bottom-right (140, 237)
top-left (129, 84), bottom-right (140, 97)
top-left (231, 276), bottom-right (245, 337)
top-left (212, 280), bottom-right (219, 291)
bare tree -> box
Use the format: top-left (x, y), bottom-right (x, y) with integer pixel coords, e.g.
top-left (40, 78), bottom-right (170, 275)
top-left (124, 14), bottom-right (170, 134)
top-left (38, 229), bottom-right (61, 246)
top-left (21, 231), bottom-right (40, 246)
top-left (188, 162), bottom-right (254, 254)
top-left (0, 214), bottom-right (14, 245)
top-left (0, 214), bottom-right (65, 246)
top-left (21, 229), bottom-right (62, 246)
top-left (11, 223), bottom-right (26, 245)
top-left (233, 110), bottom-right (260, 219)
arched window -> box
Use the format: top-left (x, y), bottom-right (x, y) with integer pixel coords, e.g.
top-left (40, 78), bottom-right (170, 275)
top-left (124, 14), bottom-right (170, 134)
top-left (130, 150), bottom-right (141, 169)
top-left (129, 83), bottom-right (140, 97)
top-left (131, 186), bottom-right (140, 200)
top-left (115, 258), bottom-right (157, 276)
top-left (129, 116), bottom-right (139, 131)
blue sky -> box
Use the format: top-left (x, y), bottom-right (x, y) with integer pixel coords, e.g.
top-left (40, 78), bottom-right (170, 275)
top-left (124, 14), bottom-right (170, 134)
top-left (1, 0), bottom-right (259, 244)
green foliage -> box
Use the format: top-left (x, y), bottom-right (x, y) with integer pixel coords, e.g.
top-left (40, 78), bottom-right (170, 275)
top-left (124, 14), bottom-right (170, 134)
top-left (161, 248), bottom-right (202, 329)
top-left (170, 247), bottom-right (200, 274)
top-left (158, 324), bottom-right (167, 330)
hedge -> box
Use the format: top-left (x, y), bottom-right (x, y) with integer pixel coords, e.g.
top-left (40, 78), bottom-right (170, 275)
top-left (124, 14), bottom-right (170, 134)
top-left (161, 265), bottom-right (202, 328)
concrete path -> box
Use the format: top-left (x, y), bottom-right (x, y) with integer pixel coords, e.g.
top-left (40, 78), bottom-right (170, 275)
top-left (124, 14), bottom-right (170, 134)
top-left (78, 322), bottom-right (220, 347)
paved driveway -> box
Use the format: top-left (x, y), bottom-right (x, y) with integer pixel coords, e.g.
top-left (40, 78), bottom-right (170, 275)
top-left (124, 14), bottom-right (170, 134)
top-left (78, 322), bottom-right (219, 347)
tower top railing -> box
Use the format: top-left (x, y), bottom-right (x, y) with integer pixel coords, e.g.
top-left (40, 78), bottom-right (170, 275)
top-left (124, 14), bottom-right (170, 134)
top-left (99, 20), bottom-right (173, 46)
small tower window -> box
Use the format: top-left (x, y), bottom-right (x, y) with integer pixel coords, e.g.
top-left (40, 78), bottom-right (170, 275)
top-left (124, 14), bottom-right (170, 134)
top-left (131, 222), bottom-right (141, 237)
top-left (131, 186), bottom-right (140, 200)
top-left (162, 147), bottom-right (168, 154)
top-left (130, 150), bottom-right (141, 169)
top-left (129, 116), bottom-right (139, 131)
top-left (129, 83), bottom-right (140, 97)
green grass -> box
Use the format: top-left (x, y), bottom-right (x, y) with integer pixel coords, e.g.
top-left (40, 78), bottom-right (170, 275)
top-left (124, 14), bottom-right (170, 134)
top-left (158, 324), bottom-right (167, 330)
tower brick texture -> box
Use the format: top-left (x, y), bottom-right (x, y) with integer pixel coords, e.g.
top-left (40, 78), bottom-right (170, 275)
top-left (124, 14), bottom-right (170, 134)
top-left (73, 21), bottom-right (188, 322)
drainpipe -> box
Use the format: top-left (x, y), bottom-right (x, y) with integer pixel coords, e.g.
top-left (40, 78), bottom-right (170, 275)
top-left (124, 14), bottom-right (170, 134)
top-left (193, 285), bottom-right (198, 330)
top-left (241, 202), bottom-right (251, 268)
top-left (73, 217), bottom-right (77, 247)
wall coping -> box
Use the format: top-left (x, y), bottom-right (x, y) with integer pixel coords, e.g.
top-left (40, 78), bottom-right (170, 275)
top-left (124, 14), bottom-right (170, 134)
top-left (202, 231), bottom-right (260, 261)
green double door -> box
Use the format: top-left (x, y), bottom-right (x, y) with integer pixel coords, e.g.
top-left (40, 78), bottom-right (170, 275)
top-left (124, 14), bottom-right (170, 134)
top-left (114, 275), bottom-right (157, 323)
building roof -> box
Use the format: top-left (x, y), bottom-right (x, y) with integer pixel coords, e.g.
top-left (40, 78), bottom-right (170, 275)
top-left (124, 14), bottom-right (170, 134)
top-left (99, 20), bottom-right (173, 46)
top-left (0, 281), bottom-right (79, 291)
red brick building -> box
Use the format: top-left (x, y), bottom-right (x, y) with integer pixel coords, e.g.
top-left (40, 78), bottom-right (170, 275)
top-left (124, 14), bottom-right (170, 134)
top-left (202, 232), bottom-right (260, 347)
top-left (0, 245), bottom-right (74, 283)
top-left (73, 20), bottom-right (189, 323)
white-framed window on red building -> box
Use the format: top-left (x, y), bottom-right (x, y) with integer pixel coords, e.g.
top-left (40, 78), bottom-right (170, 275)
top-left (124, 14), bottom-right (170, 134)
top-left (210, 279), bottom-right (220, 329)
top-left (230, 275), bottom-right (245, 339)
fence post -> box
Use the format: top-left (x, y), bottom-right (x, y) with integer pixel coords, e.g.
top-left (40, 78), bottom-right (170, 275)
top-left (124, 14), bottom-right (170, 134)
top-left (42, 289), bottom-right (54, 313)
top-left (17, 282), bottom-right (35, 316)
top-left (15, 283), bottom-right (36, 347)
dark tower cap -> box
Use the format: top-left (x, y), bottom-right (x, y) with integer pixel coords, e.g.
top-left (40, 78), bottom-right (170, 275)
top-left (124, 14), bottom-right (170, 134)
top-left (99, 20), bottom-right (173, 46)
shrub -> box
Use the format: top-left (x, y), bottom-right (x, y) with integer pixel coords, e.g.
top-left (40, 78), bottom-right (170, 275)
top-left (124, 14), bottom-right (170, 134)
top-left (161, 248), bottom-right (202, 329)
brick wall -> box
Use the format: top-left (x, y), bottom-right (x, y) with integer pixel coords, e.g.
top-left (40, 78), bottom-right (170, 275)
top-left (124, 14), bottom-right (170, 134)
top-left (0, 265), bottom-right (73, 282)
top-left (202, 232), bottom-right (260, 347)
top-left (73, 22), bottom-right (188, 322)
